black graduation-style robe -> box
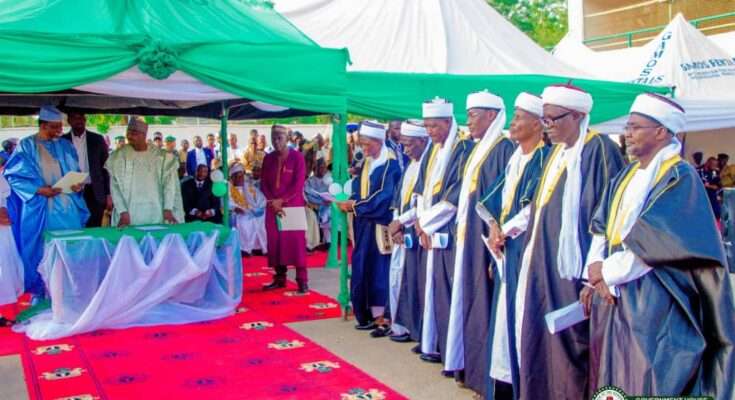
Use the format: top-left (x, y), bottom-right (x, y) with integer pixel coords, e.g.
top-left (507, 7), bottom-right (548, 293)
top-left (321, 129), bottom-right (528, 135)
top-left (517, 132), bottom-right (624, 400)
top-left (349, 156), bottom-right (402, 326)
top-left (480, 143), bottom-right (550, 399)
top-left (588, 158), bottom-right (735, 400)
top-left (450, 136), bottom-right (514, 396)
top-left (393, 162), bottom-right (428, 340)
top-left (413, 139), bottom-right (474, 357)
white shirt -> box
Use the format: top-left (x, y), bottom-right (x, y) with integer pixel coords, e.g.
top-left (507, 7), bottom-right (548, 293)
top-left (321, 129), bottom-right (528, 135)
top-left (195, 147), bottom-right (207, 167)
top-left (71, 130), bottom-right (89, 173)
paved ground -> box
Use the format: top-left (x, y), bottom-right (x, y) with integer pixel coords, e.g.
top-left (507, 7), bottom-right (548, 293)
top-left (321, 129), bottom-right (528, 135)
top-left (0, 355), bottom-right (28, 400)
top-left (290, 267), bottom-right (476, 400)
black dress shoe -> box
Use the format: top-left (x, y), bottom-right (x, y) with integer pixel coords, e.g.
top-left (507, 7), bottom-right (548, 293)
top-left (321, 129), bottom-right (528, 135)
top-left (411, 344), bottom-right (422, 354)
top-left (441, 370), bottom-right (455, 378)
top-left (369, 325), bottom-right (392, 338)
top-left (354, 321), bottom-right (376, 330)
top-left (297, 281), bottom-right (309, 294)
top-left (420, 353), bottom-right (442, 363)
top-left (389, 333), bottom-right (411, 343)
top-left (262, 278), bottom-right (286, 291)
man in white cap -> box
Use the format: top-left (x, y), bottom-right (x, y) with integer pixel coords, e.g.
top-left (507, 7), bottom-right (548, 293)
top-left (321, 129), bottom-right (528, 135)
top-left (481, 92), bottom-right (550, 398)
top-left (106, 116), bottom-right (184, 227)
top-left (514, 84), bottom-right (624, 399)
top-left (336, 121), bottom-right (401, 332)
top-left (384, 120), bottom-right (431, 341)
top-left (413, 98), bottom-right (474, 366)
top-left (581, 93), bottom-right (735, 399)
top-left (443, 90), bottom-right (514, 392)
top-left (229, 161), bottom-right (267, 256)
top-left (4, 105), bottom-right (89, 300)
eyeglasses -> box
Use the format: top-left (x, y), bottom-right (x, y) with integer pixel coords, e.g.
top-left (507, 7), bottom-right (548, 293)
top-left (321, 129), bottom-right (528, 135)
top-left (624, 123), bottom-right (661, 132)
top-left (541, 111), bottom-right (573, 127)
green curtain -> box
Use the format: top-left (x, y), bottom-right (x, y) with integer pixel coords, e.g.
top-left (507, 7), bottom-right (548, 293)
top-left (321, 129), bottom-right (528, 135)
top-left (347, 72), bottom-right (670, 124)
top-left (0, 0), bottom-right (348, 115)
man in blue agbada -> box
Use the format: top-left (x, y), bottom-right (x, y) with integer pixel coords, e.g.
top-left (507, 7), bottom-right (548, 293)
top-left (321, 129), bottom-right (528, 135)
top-left (337, 121), bottom-right (401, 332)
top-left (4, 106), bottom-right (89, 299)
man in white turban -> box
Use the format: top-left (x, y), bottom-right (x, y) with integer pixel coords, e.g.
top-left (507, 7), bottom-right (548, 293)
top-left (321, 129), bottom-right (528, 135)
top-left (514, 84), bottom-right (624, 399)
top-left (106, 116), bottom-right (184, 227)
top-left (582, 93), bottom-right (735, 400)
top-left (336, 121), bottom-right (402, 332)
top-left (229, 162), bottom-right (267, 255)
top-left (413, 98), bottom-right (474, 366)
top-left (384, 120), bottom-right (430, 341)
top-left (483, 92), bottom-right (550, 398)
top-left (443, 90), bottom-right (514, 394)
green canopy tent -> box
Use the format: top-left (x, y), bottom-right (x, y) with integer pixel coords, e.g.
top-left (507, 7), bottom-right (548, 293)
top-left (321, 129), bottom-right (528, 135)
top-left (0, 0), bottom-right (349, 226)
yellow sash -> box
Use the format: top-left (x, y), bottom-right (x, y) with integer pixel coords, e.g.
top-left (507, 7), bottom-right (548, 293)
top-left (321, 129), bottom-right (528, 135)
top-left (423, 145), bottom-right (440, 196)
top-left (360, 157), bottom-right (372, 198)
top-left (606, 155), bottom-right (681, 248)
top-left (230, 185), bottom-right (249, 209)
top-left (500, 142), bottom-right (544, 224)
top-left (463, 135), bottom-right (505, 195)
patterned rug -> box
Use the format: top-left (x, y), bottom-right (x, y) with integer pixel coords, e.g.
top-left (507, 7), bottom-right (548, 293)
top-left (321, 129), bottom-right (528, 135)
top-left (2, 255), bottom-right (405, 400)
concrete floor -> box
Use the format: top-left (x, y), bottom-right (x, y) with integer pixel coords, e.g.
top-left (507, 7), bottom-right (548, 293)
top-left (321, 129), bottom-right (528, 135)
top-left (290, 267), bottom-right (477, 400)
top-left (0, 355), bottom-right (28, 400)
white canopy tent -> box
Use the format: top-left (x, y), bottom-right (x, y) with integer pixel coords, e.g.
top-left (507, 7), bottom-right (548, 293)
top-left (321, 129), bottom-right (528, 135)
top-left (274, 0), bottom-right (587, 77)
top-left (554, 14), bottom-right (735, 134)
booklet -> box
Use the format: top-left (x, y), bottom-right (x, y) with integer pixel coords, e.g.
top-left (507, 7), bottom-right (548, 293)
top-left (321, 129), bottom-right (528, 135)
top-left (279, 207), bottom-right (307, 231)
top-left (544, 301), bottom-right (588, 335)
top-left (53, 172), bottom-right (89, 194)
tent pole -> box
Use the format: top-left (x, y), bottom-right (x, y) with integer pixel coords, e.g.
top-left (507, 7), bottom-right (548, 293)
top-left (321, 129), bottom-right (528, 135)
top-left (220, 102), bottom-right (231, 228)
top-left (327, 113), bottom-right (351, 318)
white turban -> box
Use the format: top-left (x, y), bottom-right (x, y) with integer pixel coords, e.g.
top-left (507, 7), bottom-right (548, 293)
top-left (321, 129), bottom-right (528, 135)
top-left (401, 120), bottom-right (428, 137)
top-left (229, 162), bottom-right (244, 177)
top-left (466, 90), bottom-right (504, 110)
top-left (541, 84), bottom-right (594, 281)
top-left (514, 92), bottom-right (543, 117)
top-left (630, 93), bottom-right (686, 134)
top-left (542, 84), bottom-right (593, 114)
top-left (423, 97), bottom-right (454, 118)
top-left (39, 105), bottom-right (62, 122)
top-left (359, 120), bottom-right (386, 141)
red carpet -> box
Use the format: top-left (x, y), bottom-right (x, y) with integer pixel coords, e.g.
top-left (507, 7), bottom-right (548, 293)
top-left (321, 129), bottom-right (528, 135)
top-left (3, 253), bottom-right (406, 400)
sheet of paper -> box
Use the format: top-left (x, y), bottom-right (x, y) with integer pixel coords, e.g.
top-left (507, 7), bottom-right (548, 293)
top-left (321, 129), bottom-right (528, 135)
top-left (544, 301), bottom-right (589, 335)
top-left (135, 225), bottom-right (169, 232)
top-left (318, 192), bottom-right (337, 202)
top-left (279, 207), bottom-right (307, 231)
top-left (52, 172), bottom-right (89, 194)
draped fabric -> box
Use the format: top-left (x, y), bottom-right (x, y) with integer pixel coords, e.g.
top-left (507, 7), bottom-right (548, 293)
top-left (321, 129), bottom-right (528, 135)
top-left (106, 144), bottom-right (184, 226)
top-left (479, 144), bottom-right (550, 399)
top-left (444, 136), bottom-right (515, 396)
top-left (588, 160), bottom-right (735, 400)
top-left (0, 0), bottom-right (348, 115)
top-left (15, 229), bottom-right (242, 340)
top-left (4, 135), bottom-right (89, 296)
top-left (349, 155), bottom-right (401, 325)
top-left (516, 134), bottom-right (624, 400)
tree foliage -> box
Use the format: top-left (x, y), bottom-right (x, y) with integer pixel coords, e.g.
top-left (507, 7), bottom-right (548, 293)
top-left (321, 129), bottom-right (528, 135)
top-left (487, 0), bottom-right (568, 48)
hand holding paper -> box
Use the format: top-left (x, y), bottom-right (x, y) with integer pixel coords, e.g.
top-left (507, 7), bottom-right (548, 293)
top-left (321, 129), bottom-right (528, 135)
top-left (53, 172), bottom-right (88, 194)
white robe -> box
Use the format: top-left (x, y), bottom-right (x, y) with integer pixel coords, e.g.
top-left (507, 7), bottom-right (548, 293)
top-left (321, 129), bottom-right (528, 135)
top-left (0, 175), bottom-right (23, 305)
top-left (230, 179), bottom-right (267, 253)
